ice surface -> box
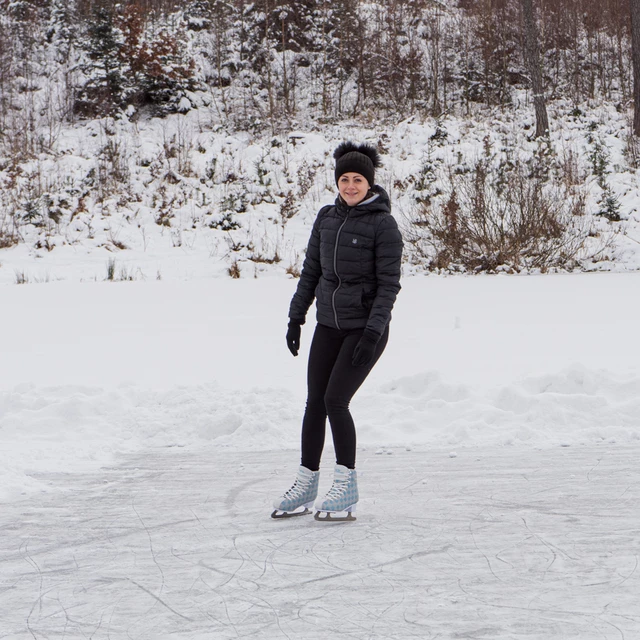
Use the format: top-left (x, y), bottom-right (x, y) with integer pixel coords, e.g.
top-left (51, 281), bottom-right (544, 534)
top-left (0, 446), bottom-right (638, 639)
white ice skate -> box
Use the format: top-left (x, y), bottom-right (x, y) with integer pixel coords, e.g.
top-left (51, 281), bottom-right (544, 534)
top-left (314, 464), bottom-right (358, 522)
top-left (271, 465), bottom-right (319, 519)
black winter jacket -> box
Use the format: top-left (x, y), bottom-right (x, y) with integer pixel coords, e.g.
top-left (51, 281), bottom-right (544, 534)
top-left (288, 186), bottom-right (403, 338)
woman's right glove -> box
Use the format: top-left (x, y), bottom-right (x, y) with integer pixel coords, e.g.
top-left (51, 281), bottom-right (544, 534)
top-left (286, 321), bottom-right (301, 356)
top-left (352, 329), bottom-right (379, 367)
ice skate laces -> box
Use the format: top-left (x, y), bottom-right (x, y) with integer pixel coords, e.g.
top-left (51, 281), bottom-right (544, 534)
top-left (283, 477), bottom-right (307, 501)
top-left (324, 477), bottom-right (349, 502)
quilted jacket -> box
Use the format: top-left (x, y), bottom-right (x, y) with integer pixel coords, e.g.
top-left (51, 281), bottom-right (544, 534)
top-left (288, 186), bottom-right (403, 338)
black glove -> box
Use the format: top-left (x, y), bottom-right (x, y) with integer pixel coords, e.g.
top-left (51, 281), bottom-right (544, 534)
top-left (352, 329), bottom-right (380, 367)
top-left (286, 321), bottom-right (301, 356)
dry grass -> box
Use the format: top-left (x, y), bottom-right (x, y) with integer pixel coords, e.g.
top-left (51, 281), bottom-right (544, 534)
top-left (228, 260), bottom-right (241, 278)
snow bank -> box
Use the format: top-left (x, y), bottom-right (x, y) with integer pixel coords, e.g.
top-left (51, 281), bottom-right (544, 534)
top-left (367, 365), bottom-right (640, 448)
top-left (2, 273), bottom-right (640, 502)
top-left (2, 365), bottom-right (639, 502)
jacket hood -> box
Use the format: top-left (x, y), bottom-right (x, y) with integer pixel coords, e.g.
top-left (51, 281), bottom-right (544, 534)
top-left (335, 185), bottom-right (391, 217)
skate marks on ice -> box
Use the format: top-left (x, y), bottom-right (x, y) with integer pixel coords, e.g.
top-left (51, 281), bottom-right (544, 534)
top-left (0, 447), bottom-right (638, 639)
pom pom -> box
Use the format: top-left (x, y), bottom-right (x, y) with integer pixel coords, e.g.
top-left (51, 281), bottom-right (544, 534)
top-left (333, 141), bottom-right (382, 168)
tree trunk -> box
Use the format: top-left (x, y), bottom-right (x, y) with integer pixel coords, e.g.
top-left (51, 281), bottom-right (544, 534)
top-left (631, 0), bottom-right (640, 135)
top-left (521, 0), bottom-right (549, 138)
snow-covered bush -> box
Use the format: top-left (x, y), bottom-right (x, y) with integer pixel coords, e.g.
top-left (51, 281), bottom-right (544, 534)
top-left (407, 158), bottom-right (593, 273)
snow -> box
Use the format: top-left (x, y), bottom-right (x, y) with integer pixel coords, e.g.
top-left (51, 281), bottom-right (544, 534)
top-left (5, 99), bottom-right (640, 289)
top-left (3, 272), bottom-right (640, 505)
top-left (2, 4), bottom-right (639, 634)
top-left (3, 105), bottom-right (640, 636)
top-left (2, 269), bottom-right (640, 638)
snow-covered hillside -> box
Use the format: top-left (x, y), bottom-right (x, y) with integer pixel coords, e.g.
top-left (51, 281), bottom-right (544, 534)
top-left (3, 1), bottom-right (640, 281)
top-left (3, 97), bottom-right (640, 286)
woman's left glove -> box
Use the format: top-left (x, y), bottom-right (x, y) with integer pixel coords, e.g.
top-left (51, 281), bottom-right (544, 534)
top-left (352, 329), bottom-right (380, 367)
top-left (286, 321), bottom-right (302, 356)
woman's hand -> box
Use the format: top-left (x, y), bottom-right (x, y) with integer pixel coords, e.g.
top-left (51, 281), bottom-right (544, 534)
top-left (352, 330), bottom-right (380, 367)
top-left (286, 322), bottom-right (302, 356)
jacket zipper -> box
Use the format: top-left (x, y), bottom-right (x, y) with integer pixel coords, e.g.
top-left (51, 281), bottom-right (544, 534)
top-left (331, 209), bottom-right (350, 330)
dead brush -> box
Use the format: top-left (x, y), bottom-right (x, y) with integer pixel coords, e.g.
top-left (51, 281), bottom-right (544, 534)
top-left (285, 263), bottom-right (301, 278)
top-left (408, 161), bottom-right (590, 272)
top-left (0, 206), bottom-right (19, 248)
top-left (0, 227), bottom-right (18, 249)
top-left (248, 251), bottom-right (281, 264)
top-left (228, 260), bottom-right (241, 278)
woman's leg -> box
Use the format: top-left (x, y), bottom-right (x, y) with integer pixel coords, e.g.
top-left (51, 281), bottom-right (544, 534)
top-left (324, 326), bottom-right (389, 469)
top-left (300, 324), bottom-right (344, 471)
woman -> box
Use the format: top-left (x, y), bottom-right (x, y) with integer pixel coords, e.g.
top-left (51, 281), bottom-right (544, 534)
top-left (272, 141), bottom-right (403, 522)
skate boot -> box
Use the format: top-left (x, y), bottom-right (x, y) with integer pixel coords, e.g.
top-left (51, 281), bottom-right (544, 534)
top-left (271, 465), bottom-right (319, 519)
top-left (314, 464), bottom-right (358, 522)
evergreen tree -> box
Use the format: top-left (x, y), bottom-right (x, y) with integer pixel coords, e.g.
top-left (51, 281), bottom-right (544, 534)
top-left (77, 5), bottom-right (125, 116)
top-left (119, 3), bottom-right (197, 114)
top-left (47, 0), bottom-right (78, 63)
top-left (187, 0), bottom-right (237, 89)
top-left (0, 20), bottom-right (13, 131)
top-left (269, 0), bottom-right (316, 54)
top-left (460, 0), bottom-right (520, 107)
top-left (184, 0), bottom-right (215, 31)
top-left (5, 0), bottom-right (43, 44)
top-left (74, 2), bottom-right (196, 117)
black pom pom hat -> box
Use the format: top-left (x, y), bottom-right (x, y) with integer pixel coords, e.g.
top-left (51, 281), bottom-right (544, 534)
top-left (334, 141), bottom-right (382, 188)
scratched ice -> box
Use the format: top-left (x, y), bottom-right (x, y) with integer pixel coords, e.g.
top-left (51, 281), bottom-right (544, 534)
top-left (0, 445), bottom-right (638, 640)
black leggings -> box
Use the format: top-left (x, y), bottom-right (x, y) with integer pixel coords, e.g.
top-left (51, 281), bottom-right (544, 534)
top-left (301, 323), bottom-right (389, 471)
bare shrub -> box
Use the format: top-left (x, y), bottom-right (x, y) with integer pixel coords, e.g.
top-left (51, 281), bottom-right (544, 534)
top-left (0, 220), bottom-right (18, 248)
top-left (106, 258), bottom-right (116, 281)
top-left (407, 161), bottom-right (591, 273)
top-left (105, 258), bottom-right (141, 281)
top-left (228, 260), bottom-right (241, 278)
top-left (285, 251), bottom-right (302, 278)
top-left (296, 160), bottom-right (318, 199)
top-left (249, 250), bottom-right (281, 264)
top-left (285, 263), bottom-right (301, 278)
top-left (557, 145), bottom-right (583, 187)
top-left (0, 234), bottom-right (18, 249)
top-left (97, 125), bottom-right (130, 194)
top-left (162, 119), bottom-right (193, 176)
top-left (15, 270), bottom-right (29, 284)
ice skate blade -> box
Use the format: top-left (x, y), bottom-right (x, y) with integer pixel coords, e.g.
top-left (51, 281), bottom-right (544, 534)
top-left (314, 510), bottom-right (356, 522)
top-left (270, 507), bottom-right (312, 519)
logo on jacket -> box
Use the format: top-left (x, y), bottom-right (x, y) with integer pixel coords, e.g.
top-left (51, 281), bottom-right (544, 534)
top-left (352, 238), bottom-right (358, 244)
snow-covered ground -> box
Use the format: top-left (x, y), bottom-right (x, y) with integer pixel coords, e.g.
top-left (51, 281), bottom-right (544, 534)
top-left (3, 8), bottom-right (640, 635)
top-left (2, 272), bottom-right (640, 638)
top-left (2, 272), bottom-right (640, 503)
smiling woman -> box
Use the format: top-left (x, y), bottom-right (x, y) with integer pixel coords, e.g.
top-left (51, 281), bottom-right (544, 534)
top-left (273, 141), bottom-right (404, 522)
top-left (337, 173), bottom-right (369, 207)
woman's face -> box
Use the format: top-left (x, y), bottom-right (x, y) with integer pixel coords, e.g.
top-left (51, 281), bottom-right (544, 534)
top-left (338, 172), bottom-right (369, 207)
